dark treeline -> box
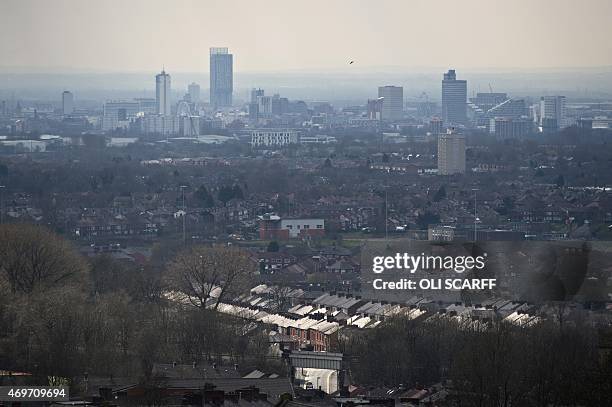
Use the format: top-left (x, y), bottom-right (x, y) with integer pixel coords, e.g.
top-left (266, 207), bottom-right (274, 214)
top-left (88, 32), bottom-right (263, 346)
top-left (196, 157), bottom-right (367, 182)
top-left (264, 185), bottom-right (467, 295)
top-left (0, 224), bottom-right (277, 393)
top-left (1, 224), bottom-right (612, 405)
top-left (341, 315), bottom-right (612, 406)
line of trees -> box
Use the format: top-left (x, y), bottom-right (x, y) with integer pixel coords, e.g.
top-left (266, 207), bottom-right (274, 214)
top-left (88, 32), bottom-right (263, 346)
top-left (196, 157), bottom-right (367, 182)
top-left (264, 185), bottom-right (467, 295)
top-left (0, 224), bottom-right (268, 393)
top-left (340, 315), bottom-right (612, 406)
top-left (2, 224), bottom-right (611, 404)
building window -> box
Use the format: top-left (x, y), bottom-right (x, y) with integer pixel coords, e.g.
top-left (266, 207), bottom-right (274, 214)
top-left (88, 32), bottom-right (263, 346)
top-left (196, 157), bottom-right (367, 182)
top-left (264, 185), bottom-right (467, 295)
top-left (304, 224), bottom-right (310, 229)
top-left (316, 224), bottom-right (323, 229)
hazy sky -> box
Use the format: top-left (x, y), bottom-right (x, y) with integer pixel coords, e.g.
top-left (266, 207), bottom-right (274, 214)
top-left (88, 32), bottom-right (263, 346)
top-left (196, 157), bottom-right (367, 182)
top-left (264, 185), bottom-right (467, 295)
top-left (1, 0), bottom-right (612, 73)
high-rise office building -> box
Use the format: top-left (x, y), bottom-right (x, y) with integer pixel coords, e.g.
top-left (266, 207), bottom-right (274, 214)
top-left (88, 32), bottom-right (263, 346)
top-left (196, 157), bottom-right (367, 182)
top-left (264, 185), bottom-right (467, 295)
top-left (437, 129), bottom-right (466, 175)
top-left (470, 93), bottom-right (507, 112)
top-left (102, 100), bottom-right (141, 131)
top-left (249, 88), bottom-right (264, 119)
top-left (486, 98), bottom-right (527, 119)
top-left (188, 82), bottom-right (200, 104)
top-left (210, 47), bottom-right (233, 108)
top-left (442, 69), bottom-right (467, 125)
top-left (493, 117), bottom-right (533, 139)
top-left (62, 90), bottom-right (74, 115)
top-left (367, 98), bottom-right (383, 120)
top-left (251, 88), bottom-right (264, 104)
top-left (377, 86), bottom-right (403, 121)
top-left (540, 96), bottom-right (566, 131)
top-left (155, 70), bottom-right (171, 115)
top-left (134, 98), bottom-right (157, 115)
top-left (257, 95), bottom-right (273, 118)
top-left (430, 117), bottom-right (444, 135)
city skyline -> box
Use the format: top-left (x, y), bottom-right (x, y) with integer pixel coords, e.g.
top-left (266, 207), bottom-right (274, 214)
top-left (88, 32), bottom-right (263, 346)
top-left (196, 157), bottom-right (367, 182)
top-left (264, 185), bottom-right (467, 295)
top-left (2, 0), bottom-right (612, 73)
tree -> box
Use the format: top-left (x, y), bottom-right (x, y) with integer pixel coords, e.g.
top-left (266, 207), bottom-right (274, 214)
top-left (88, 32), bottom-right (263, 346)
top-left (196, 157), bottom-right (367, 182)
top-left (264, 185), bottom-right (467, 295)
top-left (195, 185), bottom-right (215, 208)
top-left (555, 174), bottom-right (565, 188)
top-left (417, 211), bottom-right (440, 229)
top-left (165, 246), bottom-right (255, 308)
top-left (433, 185), bottom-right (446, 202)
top-left (269, 284), bottom-right (293, 313)
top-left (217, 184), bottom-right (243, 205)
top-left (231, 184), bottom-right (244, 200)
top-left (267, 241), bottom-right (280, 252)
top-left (0, 224), bottom-right (88, 295)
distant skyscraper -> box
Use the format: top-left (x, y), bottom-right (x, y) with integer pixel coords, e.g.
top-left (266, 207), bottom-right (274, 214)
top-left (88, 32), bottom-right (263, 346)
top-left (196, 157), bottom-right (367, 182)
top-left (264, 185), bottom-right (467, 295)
top-left (377, 86), bottom-right (403, 121)
top-left (155, 70), bottom-right (171, 115)
top-left (62, 90), bottom-right (74, 115)
top-left (257, 95), bottom-right (273, 118)
top-left (251, 88), bottom-right (264, 104)
top-left (102, 99), bottom-right (141, 131)
top-left (442, 69), bottom-right (467, 125)
top-left (438, 129), bottom-right (466, 175)
top-left (188, 82), bottom-right (200, 104)
top-left (494, 117), bottom-right (533, 139)
top-left (134, 98), bottom-right (157, 115)
top-left (540, 96), bottom-right (567, 130)
top-left (249, 88), bottom-right (265, 119)
top-left (430, 117), bottom-right (444, 135)
top-left (210, 47), bottom-right (233, 108)
top-left (470, 93), bottom-right (507, 112)
top-left (367, 98), bottom-right (383, 120)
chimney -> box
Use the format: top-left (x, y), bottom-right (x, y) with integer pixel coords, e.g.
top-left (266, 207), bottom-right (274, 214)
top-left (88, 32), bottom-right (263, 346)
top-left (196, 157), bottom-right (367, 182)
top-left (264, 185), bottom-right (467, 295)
top-left (192, 361), bottom-right (197, 368)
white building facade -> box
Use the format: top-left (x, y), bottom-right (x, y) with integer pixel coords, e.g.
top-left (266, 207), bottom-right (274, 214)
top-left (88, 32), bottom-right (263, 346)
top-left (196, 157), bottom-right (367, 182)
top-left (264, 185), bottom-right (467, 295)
top-left (437, 129), bottom-right (466, 175)
top-left (377, 86), bottom-right (403, 121)
top-left (251, 129), bottom-right (299, 147)
top-left (155, 70), bottom-right (172, 115)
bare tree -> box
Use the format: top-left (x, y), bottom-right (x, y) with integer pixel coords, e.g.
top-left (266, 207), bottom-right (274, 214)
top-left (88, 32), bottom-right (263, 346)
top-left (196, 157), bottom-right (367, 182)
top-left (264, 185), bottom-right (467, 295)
top-left (0, 224), bottom-right (88, 295)
top-left (269, 284), bottom-right (294, 313)
top-left (166, 246), bottom-right (254, 308)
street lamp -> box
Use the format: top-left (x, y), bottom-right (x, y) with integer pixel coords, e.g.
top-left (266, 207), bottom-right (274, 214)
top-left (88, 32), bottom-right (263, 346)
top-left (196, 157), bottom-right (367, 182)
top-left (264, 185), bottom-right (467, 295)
top-left (0, 185), bottom-right (5, 225)
top-left (472, 188), bottom-right (479, 241)
top-left (180, 185), bottom-right (188, 244)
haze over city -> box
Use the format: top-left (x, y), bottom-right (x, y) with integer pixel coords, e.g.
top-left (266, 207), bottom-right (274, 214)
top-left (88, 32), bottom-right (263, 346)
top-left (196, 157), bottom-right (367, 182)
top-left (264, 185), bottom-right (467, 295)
top-left (1, 1), bottom-right (612, 406)
top-left (2, 0), bottom-right (612, 73)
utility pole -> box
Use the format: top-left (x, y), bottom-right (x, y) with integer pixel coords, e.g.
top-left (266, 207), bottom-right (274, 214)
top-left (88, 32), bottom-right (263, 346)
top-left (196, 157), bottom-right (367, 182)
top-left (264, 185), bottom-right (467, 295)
top-left (385, 188), bottom-right (388, 241)
top-left (181, 185), bottom-right (187, 245)
top-left (0, 185), bottom-right (5, 225)
top-left (472, 188), bottom-right (479, 241)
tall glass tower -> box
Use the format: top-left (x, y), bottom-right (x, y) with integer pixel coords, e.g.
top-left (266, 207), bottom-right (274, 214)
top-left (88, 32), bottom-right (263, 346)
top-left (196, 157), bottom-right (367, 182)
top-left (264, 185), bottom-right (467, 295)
top-left (441, 69), bottom-right (467, 125)
top-left (209, 47), bottom-right (233, 109)
top-left (155, 70), bottom-right (171, 115)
